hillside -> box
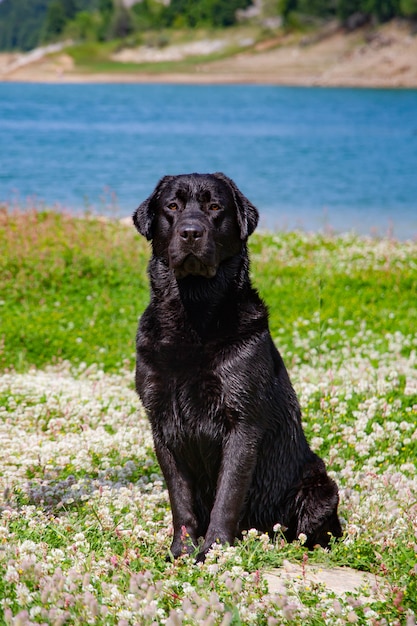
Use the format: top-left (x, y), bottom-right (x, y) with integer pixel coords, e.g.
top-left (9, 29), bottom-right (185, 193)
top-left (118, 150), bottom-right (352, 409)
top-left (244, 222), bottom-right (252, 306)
top-left (1, 20), bottom-right (417, 87)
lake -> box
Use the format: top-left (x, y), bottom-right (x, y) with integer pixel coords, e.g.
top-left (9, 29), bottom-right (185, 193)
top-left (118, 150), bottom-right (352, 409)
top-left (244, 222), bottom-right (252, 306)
top-left (1, 82), bottom-right (416, 238)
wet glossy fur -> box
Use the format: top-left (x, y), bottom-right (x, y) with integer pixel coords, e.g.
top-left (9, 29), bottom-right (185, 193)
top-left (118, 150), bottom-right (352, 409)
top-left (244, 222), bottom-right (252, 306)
top-left (133, 172), bottom-right (342, 561)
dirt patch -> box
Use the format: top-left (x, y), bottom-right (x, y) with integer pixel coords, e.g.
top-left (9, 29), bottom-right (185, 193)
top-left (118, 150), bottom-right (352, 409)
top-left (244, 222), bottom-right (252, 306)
top-left (0, 51), bottom-right (74, 81)
top-left (111, 39), bottom-right (227, 63)
top-left (196, 21), bottom-right (417, 87)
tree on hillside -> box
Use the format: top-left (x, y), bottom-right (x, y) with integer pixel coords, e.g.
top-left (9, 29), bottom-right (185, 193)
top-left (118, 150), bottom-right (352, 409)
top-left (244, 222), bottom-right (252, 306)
top-left (43, 0), bottom-right (82, 41)
top-left (44, 0), bottom-right (67, 39)
top-left (364, 0), bottom-right (401, 20)
top-left (65, 10), bottom-right (99, 40)
top-left (61, 0), bottom-right (77, 19)
top-left (108, 4), bottom-right (135, 38)
top-left (98, 0), bottom-right (114, 16)
top-left (0, 0), bottom-right (415, 53)
top-left (209, 0), bottom-right (253, 26)
top-left (0, 0), bottom-right (49, 50)
top-left (296, 0), bottom-right (336, 16)
top-left (278, 0), bottom-right (298, 20)
top-left (337, 0), bottom-right (364, 20)
top-left (96, 0), bottom-right (114, 39)
top-left (0, 0), bottom-right (96, 49)
top-left (131, 0), bottom-right (167, 30)
top-left (163, 0), bottom-right (253, 28)
top-left (400, 0), bottom-right (417, 15)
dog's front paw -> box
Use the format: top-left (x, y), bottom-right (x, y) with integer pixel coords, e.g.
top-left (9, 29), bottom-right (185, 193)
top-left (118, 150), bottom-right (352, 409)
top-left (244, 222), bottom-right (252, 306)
top-left (195, 549), bottom-right (208, 563)
top-left (169, 528), bottom-right (198, 560)
top-left (196, 529), bottom-right (234, 563)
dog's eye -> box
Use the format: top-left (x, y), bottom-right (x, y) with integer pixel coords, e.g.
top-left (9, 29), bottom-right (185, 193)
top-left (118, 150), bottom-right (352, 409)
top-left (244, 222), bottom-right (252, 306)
top-left (209, 203), bottom-right (220, 211)
top-left (167, 203), bottom-right (178, 211)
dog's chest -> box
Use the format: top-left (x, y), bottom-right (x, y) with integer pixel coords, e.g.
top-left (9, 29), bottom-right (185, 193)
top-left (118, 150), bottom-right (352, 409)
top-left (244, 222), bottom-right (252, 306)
top-left (140, 340), bottom-right (237, 438)
top-left (167, 372), bottom-right (236, 483)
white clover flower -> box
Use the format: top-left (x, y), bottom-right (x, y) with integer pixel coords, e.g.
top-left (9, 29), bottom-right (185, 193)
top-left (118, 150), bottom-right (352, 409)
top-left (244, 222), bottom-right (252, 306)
top-left (29, 606), bottom-right (42, 619)
top-left (16, 583), bottom-right (32, 604)
top-left (19, 539), bottom-right (39, 554)
top-left (118, 609), bottom-right (134, 620)
top-left (0, 525), bottom-right (10, 541)
top-left (230, 566), bottom-right (245, 577)
top-left (5, 565), bottom-right (19, 583)
top-left (311, 436), bottom-right (324, 450)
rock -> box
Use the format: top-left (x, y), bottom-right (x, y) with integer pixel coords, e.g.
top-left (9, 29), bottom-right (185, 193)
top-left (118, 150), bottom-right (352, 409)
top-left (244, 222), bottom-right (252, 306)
top-left (264, 561), bottom-right (388, 600)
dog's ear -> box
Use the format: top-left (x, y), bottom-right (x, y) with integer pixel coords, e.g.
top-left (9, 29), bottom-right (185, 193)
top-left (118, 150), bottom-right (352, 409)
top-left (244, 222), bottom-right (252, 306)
top-left (212, 172), bottom-right (259, 240)
top-left (133, 175), bottom-right (175, 240)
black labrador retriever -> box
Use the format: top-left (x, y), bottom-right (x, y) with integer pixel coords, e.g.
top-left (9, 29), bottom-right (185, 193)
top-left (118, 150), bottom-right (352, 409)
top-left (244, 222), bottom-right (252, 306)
top-left (133, 172), bottom-right (342, 561)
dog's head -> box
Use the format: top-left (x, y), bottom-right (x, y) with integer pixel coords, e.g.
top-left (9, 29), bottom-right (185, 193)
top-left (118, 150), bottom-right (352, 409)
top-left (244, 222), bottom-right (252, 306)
top-left (133, 173), bottom-right (259, 279)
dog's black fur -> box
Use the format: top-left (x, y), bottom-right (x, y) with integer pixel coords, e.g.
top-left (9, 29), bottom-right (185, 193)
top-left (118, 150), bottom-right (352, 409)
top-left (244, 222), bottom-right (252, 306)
top-left (133, 172), bottom-right (342, 561)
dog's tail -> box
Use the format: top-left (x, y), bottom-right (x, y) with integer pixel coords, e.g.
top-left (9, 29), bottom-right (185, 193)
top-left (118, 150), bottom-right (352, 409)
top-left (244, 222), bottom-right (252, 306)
top-left (290, 459), bottom-right (342, 548)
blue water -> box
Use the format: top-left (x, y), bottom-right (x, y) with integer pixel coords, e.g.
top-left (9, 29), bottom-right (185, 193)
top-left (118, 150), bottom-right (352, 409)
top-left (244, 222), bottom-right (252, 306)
top-left (1, 82), bottom-right (416, 238)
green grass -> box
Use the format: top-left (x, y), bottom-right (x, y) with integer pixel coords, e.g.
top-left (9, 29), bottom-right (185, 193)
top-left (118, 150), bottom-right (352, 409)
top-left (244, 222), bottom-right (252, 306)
top-left (0, 209), bottom-right (149, 371)
top-left (66, 47), bottom-right (245, 75)
top-left (1, 208), bottom-right (417, 624)
top-left (64, 26), bottom-right (264, 75)
top-left (1, 210), bottom-right (416, 372)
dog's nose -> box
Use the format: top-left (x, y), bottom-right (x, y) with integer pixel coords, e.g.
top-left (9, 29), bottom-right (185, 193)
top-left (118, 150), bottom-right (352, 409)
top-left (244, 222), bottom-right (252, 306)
top-left (179, 226), bottom-right (204, 242)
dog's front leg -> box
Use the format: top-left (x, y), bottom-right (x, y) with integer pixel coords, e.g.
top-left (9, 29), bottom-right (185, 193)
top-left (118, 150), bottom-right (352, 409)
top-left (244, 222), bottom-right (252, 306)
top-left (153, 438), bottom-right (199, 558)
top-left (197, 426), bottom-right (259, 562)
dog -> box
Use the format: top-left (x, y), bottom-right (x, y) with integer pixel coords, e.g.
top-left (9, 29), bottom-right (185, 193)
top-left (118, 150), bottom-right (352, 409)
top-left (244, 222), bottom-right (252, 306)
top-left (133, 172), bottom-right (342, 561)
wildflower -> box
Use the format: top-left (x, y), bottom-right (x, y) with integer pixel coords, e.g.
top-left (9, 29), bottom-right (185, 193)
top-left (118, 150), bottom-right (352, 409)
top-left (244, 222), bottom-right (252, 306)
top-left (5, 565), bottom-right (19, 583)
top-left (19, 540), bottom-right (37, 554)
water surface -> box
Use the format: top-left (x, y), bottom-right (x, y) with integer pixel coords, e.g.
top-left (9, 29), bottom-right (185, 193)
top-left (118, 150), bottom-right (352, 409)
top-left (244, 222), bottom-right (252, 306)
top-left (1, 83), bottom-right (416, 237)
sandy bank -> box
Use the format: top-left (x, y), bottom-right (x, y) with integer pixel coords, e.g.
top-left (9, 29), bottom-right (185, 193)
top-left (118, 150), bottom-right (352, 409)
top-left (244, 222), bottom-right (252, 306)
top-left (1, 21), bottom-right (417, 88)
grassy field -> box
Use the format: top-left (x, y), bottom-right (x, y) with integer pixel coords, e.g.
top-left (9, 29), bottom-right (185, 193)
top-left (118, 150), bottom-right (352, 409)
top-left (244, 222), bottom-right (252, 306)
top-left (65, 40), bottom-right (244, 76)
top-left (64, 26), bottom-right (263, 76)
top-left (0, 208), bottom-right (417, 624)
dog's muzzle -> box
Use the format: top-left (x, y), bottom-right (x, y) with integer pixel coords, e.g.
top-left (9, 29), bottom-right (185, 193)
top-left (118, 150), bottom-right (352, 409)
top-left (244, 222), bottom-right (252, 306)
top-left (169, 221), bottom-right (217, 279)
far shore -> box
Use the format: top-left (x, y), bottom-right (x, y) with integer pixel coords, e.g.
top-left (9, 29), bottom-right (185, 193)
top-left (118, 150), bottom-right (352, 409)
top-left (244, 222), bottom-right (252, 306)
top-left (1, 21), bottom-right (417, 89)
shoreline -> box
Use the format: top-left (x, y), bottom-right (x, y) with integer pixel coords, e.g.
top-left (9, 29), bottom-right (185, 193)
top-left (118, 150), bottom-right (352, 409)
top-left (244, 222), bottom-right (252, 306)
top-left (1, 21), bottom-right (417, 89)
top-left (2, 71), bottom-right (417, 89)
